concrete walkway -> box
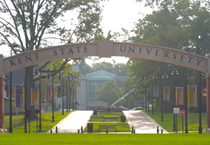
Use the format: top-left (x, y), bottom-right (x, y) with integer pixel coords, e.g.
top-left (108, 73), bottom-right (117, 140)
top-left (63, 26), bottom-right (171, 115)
top-left (49, 110), bottom-right (93, 133)
top-left (49, 110), bottom-right (168, 134)
top-left (123, 110), bottom-right (168, 134)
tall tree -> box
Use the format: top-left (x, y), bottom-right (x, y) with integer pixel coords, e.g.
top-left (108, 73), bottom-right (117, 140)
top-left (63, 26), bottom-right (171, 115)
top-left (92, 61), bottom-right (114, 72)
top-left (97, 81), bottom-right (123, 106)
top-left (78, 60), bottom-right (92, 76)
top-left (91, 61), bottom-right (128, 76)
top-left (134, 0), bottom-right (210, 52)
top-left (128, 0), bottom-right (210, 84)
top-left (0, 0), bottom-right (103, 118)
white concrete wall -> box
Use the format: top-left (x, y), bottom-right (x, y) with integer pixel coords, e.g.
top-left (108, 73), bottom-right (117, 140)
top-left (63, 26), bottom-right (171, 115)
top-left (76, 79), bottom-right (86, 110)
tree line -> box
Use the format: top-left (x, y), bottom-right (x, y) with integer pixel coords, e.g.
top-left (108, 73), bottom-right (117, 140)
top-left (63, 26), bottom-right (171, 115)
top-left (0, 0), bottom-right (209, 115)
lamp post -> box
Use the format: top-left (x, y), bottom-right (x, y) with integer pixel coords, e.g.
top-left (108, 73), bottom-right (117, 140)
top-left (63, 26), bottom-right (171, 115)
top-left (33, 68), bottom-right (42, 132)
top-left (152, 73), bottom-right (158, 115)
top-left (72, 77), bottom-right (79, 110)
top-left (73, 77), bottom-right (79, 110)
top-left (143, 77), bottom-right (150, 112)
top-left (161, 72), bottom-right (169, 122)
top-left (183, 43), bottom-right (202, 134)
top-left (184, 67), bottom-right (188, 134)
top-left (8, 73), bottom-right (13, 133)
top-left (24, 72), bottom-right (27, 133)
top-left (72, 78), bottom-right (75, 110)
top-left (75, 80), bottom-right (80, 110)
top-left (144, 81), bottom-right (147, 112)
top-left (195, 45), bottom-right (202, 134)
top-left (67, 75), bottom-right (71, 111)
top-left (46, 71), bottom-right (54, 122)
top-left (58, 73), bottom-right (64, 115)
top-left (66, 76), bottom-right (69, 113)
top-left (74, 79), bottom-right (77, 110)
top-left (9, 48), bottom-right (13, 133)
top-left (170, 66), bottom-right (179, 132)
top-left (140, 78), bottom-right (147, 111)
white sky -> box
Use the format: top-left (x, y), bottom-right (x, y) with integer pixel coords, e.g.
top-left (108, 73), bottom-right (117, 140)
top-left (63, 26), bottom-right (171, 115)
top-left (86, 0), bottom-right (152, 65)
top-left (0, 0), bottom-right (152, 65)
top-left (101, 0), bottom-right (150, 35)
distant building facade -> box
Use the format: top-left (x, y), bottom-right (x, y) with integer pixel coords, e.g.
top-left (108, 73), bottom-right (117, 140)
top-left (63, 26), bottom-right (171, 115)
top-left (76, 70), bottom-right (128, 110)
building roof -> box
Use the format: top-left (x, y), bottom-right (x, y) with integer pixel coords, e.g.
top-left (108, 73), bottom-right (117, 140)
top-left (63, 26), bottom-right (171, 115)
top-left (85, 70), bottom-right (116, 80)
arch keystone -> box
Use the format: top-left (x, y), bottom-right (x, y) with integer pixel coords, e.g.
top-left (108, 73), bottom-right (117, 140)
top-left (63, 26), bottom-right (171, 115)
top-left (97, 40), bottom-right (113, 57)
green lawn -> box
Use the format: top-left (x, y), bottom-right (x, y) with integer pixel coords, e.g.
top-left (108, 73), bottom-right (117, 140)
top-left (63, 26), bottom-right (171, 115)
top-left (145, 111), bottom-right (207, 132)
top-left (1, 111), bottom-right (210, 144)
top-left (0, 134), bottom-right (210, 145)
top-left (86, 111), bottom-right (130, 132)
top-left (4, 111), bottom-right (73, 133)
top-left (97, 112), bottom-right (123, 115)
top-left (85, 123), bottom-right (130, 132)
top-left (89, 115), bottom-right (122, 122)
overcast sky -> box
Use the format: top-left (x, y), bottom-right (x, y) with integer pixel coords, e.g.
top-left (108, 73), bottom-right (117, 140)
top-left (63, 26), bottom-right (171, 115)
top-left (86, 0), bottom-right (152, 65)
top-left (1, 0), bottom-right (152, 65)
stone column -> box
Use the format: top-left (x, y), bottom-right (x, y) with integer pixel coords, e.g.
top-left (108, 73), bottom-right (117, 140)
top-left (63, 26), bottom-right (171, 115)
top-left (0, 54), bottom-right (4, 131)
top-left (0, 77), bottom-right (4, 129)
top-left (206, 74), bottom-right (210, 128)
top-left (205, 54), bottom-right (210, 133)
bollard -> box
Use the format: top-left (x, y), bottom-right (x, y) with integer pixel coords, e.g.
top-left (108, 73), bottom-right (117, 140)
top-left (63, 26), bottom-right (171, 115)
top-left (50, 129), bottom-right (52, 133)
top-left (161, 129), bottom-right (163, 134)
top-left (78, 129), bottom-right (80, 133)
top-left (81, 126), bottom-right (83, 133)
top-left (106, 126), bottom-right (108, 134)
top-left (157, 126), bottom-right (159, 134)
top-left (55, 126), bottom-right (58, 133)
top-left (132, 126), bottom-right (134, 133)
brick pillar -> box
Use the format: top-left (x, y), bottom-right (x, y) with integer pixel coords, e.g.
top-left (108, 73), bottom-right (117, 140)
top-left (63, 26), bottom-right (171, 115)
top-left (0, 54), bottom-right (4, 130)
top-left (206, 75), bottom-right (210, 128)
top-left (0, 76), bottom-right (4, 129)
top-left (205, 53), bottom-right (210, 132)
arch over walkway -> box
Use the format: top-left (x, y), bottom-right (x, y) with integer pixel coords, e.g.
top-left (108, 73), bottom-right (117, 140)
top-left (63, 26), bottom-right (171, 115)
top-left (0, 40), bottom-right (210, 131)
top-left (1, 40), bottom-right (209, 74)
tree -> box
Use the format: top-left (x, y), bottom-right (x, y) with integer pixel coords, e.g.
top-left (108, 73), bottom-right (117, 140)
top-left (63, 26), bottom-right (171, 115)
top-left (91, 61), bottom-right (128, 76)
top-left (78, 60), bottom-right (92, 76)
top-left (128, 0), bottom-right (210, 86)
top-left (92, 61), bottom-right (114, 73)
top-left (134, 0), bottom-right (210, 52)
top-left (120, 78), bottom-right (137, 108)
top-left (0, 0), bottom-right (103, 118)
top-left (97, 81), bottom-right (123, 106)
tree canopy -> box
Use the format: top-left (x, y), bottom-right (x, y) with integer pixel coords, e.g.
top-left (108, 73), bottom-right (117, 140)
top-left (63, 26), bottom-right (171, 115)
top-left (97, 81), bottom-right (123, 106)
top-left (0, 0), bottom-right (104, 118)
top-left (127, 0), bottom-right (210, 86)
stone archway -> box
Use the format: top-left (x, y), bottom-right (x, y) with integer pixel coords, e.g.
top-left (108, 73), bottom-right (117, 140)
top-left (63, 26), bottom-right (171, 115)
top-left (0, 40), bottom-right (210, 131)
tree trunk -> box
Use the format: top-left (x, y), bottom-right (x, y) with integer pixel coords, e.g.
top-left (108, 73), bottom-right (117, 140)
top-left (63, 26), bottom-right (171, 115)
top-left (25, 66), bottom-right (37, 120)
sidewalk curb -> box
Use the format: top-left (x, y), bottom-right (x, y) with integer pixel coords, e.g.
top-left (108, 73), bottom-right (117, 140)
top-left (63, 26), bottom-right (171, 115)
top-left (142, 112), bottom-right (168, 133)
top-left (48, 111), bottom-right (93, 133)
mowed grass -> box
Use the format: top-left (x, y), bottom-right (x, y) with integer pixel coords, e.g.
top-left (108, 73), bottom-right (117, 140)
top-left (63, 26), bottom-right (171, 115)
top-left (2, 111), bottom-right (210, 144)
top-left (89, 115), bottom-right (122, 122)
top-left (4, 111), bottom-right (73, 133)
top-left (97, 112), bottom-right (123, 115)
top-left (86, 111), bottom-right (130, 132)
top-left (144, 111), bottom-right (207, 132)
top-left (84, 123), bottom-right (130, 132)
top-left (0, 134), bottom-right (210, 145)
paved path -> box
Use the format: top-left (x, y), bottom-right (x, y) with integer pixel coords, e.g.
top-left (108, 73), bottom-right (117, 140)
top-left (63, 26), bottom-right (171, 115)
top-left (49, 111), bottom-right (93, 133)
top-left (49, 110), bottom-right (168, 134)
top-left (123, 110), bottom-right (168, 134)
